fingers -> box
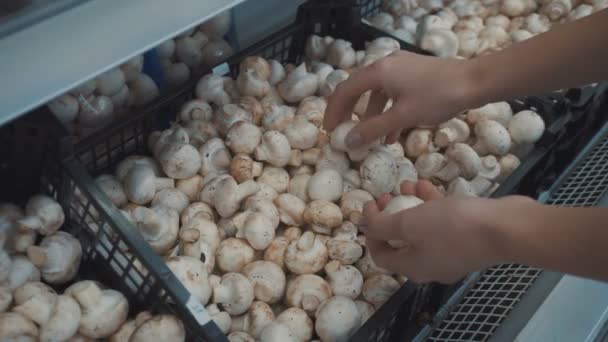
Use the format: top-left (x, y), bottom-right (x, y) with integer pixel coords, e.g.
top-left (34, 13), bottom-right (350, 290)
top-left (323, 66), bottom-right (383, 131)
top-left (385, 129), bottom-right (402, 144)
top-left (400, 180), bottom-right (444, 201)
top-left (400, 181), bottom-right (417, 196)
top-left (363, 90), bottom-right (388, 120)
top-left (376, 193), bottom-right (393, 211)
top-left (344, 107), bottom-right (406, 149)
top-left (361, 200), bottom-right (403, 241)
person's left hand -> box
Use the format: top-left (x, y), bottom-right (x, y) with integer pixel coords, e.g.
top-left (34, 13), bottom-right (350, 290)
top-left (360, 180), bottom-right (527, 284)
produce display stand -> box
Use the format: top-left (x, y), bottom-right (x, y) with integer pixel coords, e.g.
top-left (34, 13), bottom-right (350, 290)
top-left (2, 0), bottom-right (607, 341)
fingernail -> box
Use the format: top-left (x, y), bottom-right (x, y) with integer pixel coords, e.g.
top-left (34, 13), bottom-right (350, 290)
top-left (346, 132), bottom-right (363, 149)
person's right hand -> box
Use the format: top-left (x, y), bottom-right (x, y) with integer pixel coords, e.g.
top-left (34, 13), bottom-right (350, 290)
top-left (323, 51), bottom-right (480, 148)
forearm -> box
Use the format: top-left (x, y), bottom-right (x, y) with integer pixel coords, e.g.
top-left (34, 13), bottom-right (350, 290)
top-left (464, 9), bottom-right (608, 107)
top-left (486, 196), bottom-right (608, 281)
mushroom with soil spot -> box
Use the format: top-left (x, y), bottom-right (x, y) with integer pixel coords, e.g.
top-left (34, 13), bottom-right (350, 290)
top-left (230, 301), bottom-right (275, 339)
top-left (285, 116), bottom-right (320, 150)
top-left (286, 274), bottom-right (332, 315)
top-left (242, 260), bottom-right (286, 304)
top-left (233, 211), bottom-right (276, 250)
top-left (340, 189), bottom-right (374, 222)
top-left (285, 231), bottom-right (329, 275)
top-left (258, 166), bottom-right (290, 193)
top-left (473, 119), bottom-right (512, 156)
top-left (27, 231), bottom-right (81, 285)
top-left (264, 236), bottom-right (291, 269)
top-left (315, 296), bottom-right (361, 342)
top-left (199, 137), bottom-right (232, 177)
top-left (216, 238), bottom-right (255, 273)
top-left (230, 154), bottom-right (263, 183)
top-left (325, 260), bottom-right (364, 299)
top-left (129, 314), bottom-right (185, 342)
top-left (213, 272), bottom-right (255, 315)
top-left (303, 200), bottom-right (343, 235)
top-left (66, 280), bottom-right (129, 338)
top-left (275, 193), bottom-right (306, 226)
top-left (276, 307), bottom-right (314, 342)
top-left (131, 205), bottom-right (179, 254)
top-left (360, 147), bottom-right (399, 198)
top-left (166, 256), bottom-right (212, 304)
top-left (255, 131), bottom-right (292, 167)
top-left (362, 274), bottom-right (401, 307)
top-left (326, 223), bottom-right (364, 265)
top-left (226, 121), bottom-right (262, 155)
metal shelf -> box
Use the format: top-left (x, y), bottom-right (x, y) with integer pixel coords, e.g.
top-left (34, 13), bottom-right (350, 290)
top-left (0, 0), bottom-right (246, 127)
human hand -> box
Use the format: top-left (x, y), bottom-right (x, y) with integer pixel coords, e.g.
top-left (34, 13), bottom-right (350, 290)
top-left (360, 180), bottom-right (523, 284)
top-left (323, 51), bottom-right (478, 148)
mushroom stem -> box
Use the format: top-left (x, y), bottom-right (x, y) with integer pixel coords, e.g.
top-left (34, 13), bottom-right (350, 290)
top-left (25, 246), bottom-right (47, 268)
top-left (72, 282), bottom-right (103, 310)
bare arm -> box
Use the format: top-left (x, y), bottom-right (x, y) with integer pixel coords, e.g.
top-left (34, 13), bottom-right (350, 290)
top-left (467, 9), bottom-right (608, 105)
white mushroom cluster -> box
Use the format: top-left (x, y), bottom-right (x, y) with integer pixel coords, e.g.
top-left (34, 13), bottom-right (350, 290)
top-left (0, 194), bottom-right (183, 341)
top-left (368, 0), bottom-right (606, 58)
top-left (46, 10), bottom-right (235, 139)
top-left (84, 32), bottom-right (546, 341)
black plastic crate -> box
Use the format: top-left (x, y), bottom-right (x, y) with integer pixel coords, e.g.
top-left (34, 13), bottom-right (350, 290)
top-left (0, 109), bottom-right (225, 340)
top-left (355, 0), bottom-right (383, 19)
top-left (67, 2), bottom-right (580, 342)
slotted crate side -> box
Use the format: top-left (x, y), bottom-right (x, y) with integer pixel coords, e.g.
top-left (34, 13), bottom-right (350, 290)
top-left (355, 0), bottom-right (383, 18)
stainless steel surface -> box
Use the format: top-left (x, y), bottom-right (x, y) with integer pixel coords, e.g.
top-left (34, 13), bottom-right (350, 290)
top-left (0, 0), bottom-right (246, 126)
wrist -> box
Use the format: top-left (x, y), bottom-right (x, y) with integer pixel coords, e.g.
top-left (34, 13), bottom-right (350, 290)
top-left (459, 57), bottom-right (493, 110)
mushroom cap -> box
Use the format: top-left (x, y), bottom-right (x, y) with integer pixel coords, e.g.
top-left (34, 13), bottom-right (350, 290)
top-left (394, 157), bottom-right (418, 194)
top-left (230, 154), bottom-right (263, 183)
top-left (308, 169), bottom-right (343, 202)
top-left (415, 152), bottom-right (447, 179)
top-left (284, 231), bottom-right (329, 274)
top-left (447, 143), bottom-right (482, 179)
top-left (235, 211), bottom-right (275, 250)
top-left (278, 63), bottom-right (319, 103)
top-left (315, 296), bottom-right (361, 342)
top-left (276, 307), bottom-right (314, 342)
top-left (382, 195), bottom-right (424, 215)
top-left (226, 121), bottom-right (263, 155)
top-left (216, 238), bottom-right (255, 272)
top-left (285, 274), bottom-right (332, 314)
top-left (130, 315), bottom-right (185, 342)
top-left (420, 28), bottom-right (459, 58)
top-left (275, 193), bottom-right (306, 226)
top-left (326, 39), bottom-right (356, 69)
top-left (258, 166), bottom-right (290, 194)
top-left (181, 202), bottom-right (215, 224)
top-left (0, 312), bottom-right (39, 340)
top-left (316, 145), bottom-right (350, 174)
top-left (260, 322), bottom-right (299, 342)
top-left (4, 256), bottom-right (41, 290)
top-left (255, 131), bottom-right (292, 167)
top-left (151, 188), bottom-right (190, 214)
top-left (27, 231), bottom-right (82, 284)
top-left (264, 236), bottom-right (290, 269)
top-left (355, 300), bottom-right (375, 324)
top-left (228, 331), bottom-right (256, 342)
top-left (474, 119), bottom-right (512, 156)
top-left (285, 116), bottom-right (320, 150)
top-left (214, 272), bottom-right (255, 315)
top-left (362, 274), bottom-right (400, 307)
top-left (242, 261), bottom-right (286, 304)
top-left (23, 194), bottom-right (65, 236)
top-left (40, 294), bottom-right (82, 342)
top-left (288, 174), bottom-right (312, 203)
top-left (166, 256), bottom-right (211, 305)
top-left (243, 197), bottom-right (281, 230)
top-left (466, 101), bottom-right (513, 126)
top-left (508, 110), bottom-right (545, 144)
top-left (324, 261), bottom-right (364, 299)
top-left (340, 189), bottom-right (374, 222)
top-left (95, 174), bottom-right (128, 207)
top-left (360, 147), bottom-right (399, 198)
top-left (303, 200), bottom-right (343, 234)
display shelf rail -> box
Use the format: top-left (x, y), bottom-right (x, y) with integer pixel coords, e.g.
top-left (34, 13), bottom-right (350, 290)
top-left (0, 0), bottom-right (246, 128)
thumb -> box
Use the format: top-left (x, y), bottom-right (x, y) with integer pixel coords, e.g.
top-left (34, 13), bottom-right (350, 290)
top-left (361, 200), bottom-right (403, 241)
top-left (345, 106), bottom-right (410, 149)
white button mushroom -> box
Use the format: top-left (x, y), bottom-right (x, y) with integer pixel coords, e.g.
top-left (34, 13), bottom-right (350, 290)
top-left (216, 238), bottom-right (255, 273)
top-left (110, 310), bottom-right (153, 342)
top-left (230, 301), bottom-right (275, 339)
top-left (207, 304), bottom-right (231, 334)
top-left (0, 312), bottom-right (39, 341)
top-left (213, 272), bottom-right (255, 315)
top-left (230, 154), bottom-right (263, 183)
top-left (278, 63), bottom-right (319, 103)
top-left (128, 74), bottom-right (160, 106)
top-left (48, 94), bottom-right (79, 124)
top-left (288, 173), bottom-right (312, 203)
top-left (269, 59), bottom-right (286, 86)
top-left (233, 211), bottom-right (276, 250)
top-left (434, 143), bottom-right (482, 182)
top-left (275, 193), bottom-right (306, 226)
top-left (242, 260), bottom-right (286, 304)
top-left (473, 119), bottom-right (512, 156)
top-left (305, 35), bottom-right (333, 61)
top-left (319, 69), bottom-right (349, 97)
top-left (264, 236), bottom-right (291, 270)
top-left (240, 96), bottom-right (265, 125)
top-left (303, 200), bottom-right (343, 235)
top-left (124, 164), bottom-right (174, 205)
top-left (434, 118), bottom-right (471, 148)
top-left (166, 256), bottom-right (212, 305)
top-left (326, 39), bottom-right (356, 69)
top-left (286, 274), bottom-right (332, 315)
top-left (199, 137), bottom-right (232, 177)
top-left (179, 100), bottom-right (213, 123)
top-left (420, 29), bottom-right (459, 58)
top-left (129, 314), bottom-right (185, 342)
top-left (405, 128), bottom-right (437, 159)
top-left (508, 110), bottom-right (546, 144)
top-left (285, 116), bottom-right (320, 150)
top-left (447, 176), bottom-right (494, 197)
top-left (382, 195), bottom-right (424, 248)
top-left (213, 177), bottom-right (260, 218)
top-left (96, 68), bottom-right (126, 97)
top-left (316, 145), bottom-right (350, 174)
top-left (196, 74), bottom-right (232, 107)
top-left (355, 237), bottom-right (391, 279)
top-left (181, 201), bottom-right (215, 224)
top-left (226, 121), bottom-right (262, 155)
top-left (327, 224), bottom-right (364, 265)
top-left (151, 188), bottom-right (190, 214)
top-left (296, 96), bottom-right (327, 128)
top-left (568, 3), bottom-right (594, 20)
top-left (228, 331), bottom-right (256, 342)
top-left (340, 189), bottom-right (374, 222)
top-left (3, 256), bottom-right (40, 290)
top-left (40, 294), bottom-right (82, 342)
top-left (325, 260), bottom-right (364, 299)
top-left (237, 57), bottom-right (271, 98)
top-left (66, 280), bottom-right (129, 339)
top-left (360, 147), bottom-right (399, 198)
top-left (12, 281), bottom-right (57, 327)
top-left (215, 104), bottom-right (253, 136)
top-left (362, 274), bottom-right (401, 307)
top-left (115, 156), bottom-right (162, 182)
top-left (95, 174), bottom-right (128, 208)
top-left (175, 36), bottom-right (204, 68)
top-left (457, 30), bottom-right (480, 59)
top-left (355, 300), bottom-right (376, 324)
top-left (315, 296), bottom-right (361, 342)
top-left (131, 205), bottom-right (179, 254)
top-left (524, 13), bottom-right (552, 34)
top-left (330, 120), bottom-right (378, 161)
top-left (511, 29), bottom-right (534, 43)
top-left (497, 153), bottom-right (521, 182)
top-left (307, 168), bottom-right (343, 202)
top-left (479, 155), bottom-right (502, 181)
top-left (285, 231), bottom-right (329, 275)
top-left (276, 307), bottom-right (313, 342)
top-left (255, 131), bottom-right (292, 167)
top-left (17, 194), bottom-right (64, 237)
top-left (369, 12), bottom-right (395, 31)
top-left (26, 231), bottom-right (81, 285)
top-left (466, 101), bottom-right (513, 126)
top-left (175, 175), bottom-right (205, 202)
top-left (394, 157), bottom-right (418, 195)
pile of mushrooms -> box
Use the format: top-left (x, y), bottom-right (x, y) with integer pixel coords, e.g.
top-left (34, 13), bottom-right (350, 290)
top-left (46, 10), bottom-right (234, 139)
top-left (368, 0), bottom-right (607, 58)
top-left (89, 32), bottom-right (545, 341)
top-left (0, 194), bottom-right (186, 341)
